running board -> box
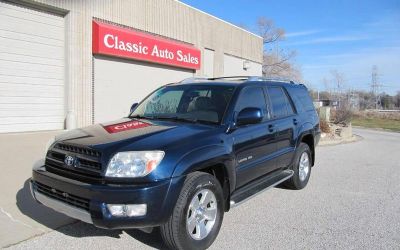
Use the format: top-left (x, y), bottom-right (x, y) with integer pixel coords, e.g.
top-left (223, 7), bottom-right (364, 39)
top-left (230, 169), bottom-right (294, 208)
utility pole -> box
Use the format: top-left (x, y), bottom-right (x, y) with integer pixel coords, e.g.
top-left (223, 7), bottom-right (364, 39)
top-left (371, 65), bottom-right (381, 110)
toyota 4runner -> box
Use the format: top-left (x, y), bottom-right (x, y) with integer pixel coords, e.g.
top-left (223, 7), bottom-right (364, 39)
top-left (31, 76), bottom-right (320, 250)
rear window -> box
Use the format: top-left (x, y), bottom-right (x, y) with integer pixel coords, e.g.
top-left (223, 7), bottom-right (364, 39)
top-left (286, 86), bottom-right (315, 112)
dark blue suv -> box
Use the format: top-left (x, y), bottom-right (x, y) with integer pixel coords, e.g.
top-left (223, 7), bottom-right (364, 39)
top-left (31, 76), bottom-right (320, 250)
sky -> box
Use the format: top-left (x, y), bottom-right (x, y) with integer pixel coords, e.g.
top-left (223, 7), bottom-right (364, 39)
top-left (181, 0), bottom-right (400, 94)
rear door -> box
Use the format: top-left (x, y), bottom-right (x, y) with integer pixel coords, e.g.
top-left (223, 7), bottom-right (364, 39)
top-left (232, 86), bottom-right (278, 188)
top-left (266, 86), bottom-right (297, 170)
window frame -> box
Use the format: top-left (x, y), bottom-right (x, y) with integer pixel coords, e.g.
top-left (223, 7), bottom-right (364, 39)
top-left (265, 86), bottom-right (297, 120)
top-left (233, 86), bottom-right (270, 122)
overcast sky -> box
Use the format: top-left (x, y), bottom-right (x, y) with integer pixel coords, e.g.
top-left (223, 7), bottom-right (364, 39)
top-left (181, 0), bottom-right (400, 94)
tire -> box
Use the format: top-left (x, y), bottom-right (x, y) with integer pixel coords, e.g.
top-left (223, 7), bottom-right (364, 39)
top-left (160, 172), bottom-right (224, 250)
top-left (283, 142), bottom-right (312, 190)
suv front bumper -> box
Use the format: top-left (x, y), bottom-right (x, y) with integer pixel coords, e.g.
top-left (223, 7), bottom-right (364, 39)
top-left (31, 166), bottom-right (184, 229)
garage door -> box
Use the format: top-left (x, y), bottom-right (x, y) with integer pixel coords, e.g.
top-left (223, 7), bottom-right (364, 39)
top-left (0, 2), bottom-right (65, 133)
top-left (94, 57), bottom-right (193, 123)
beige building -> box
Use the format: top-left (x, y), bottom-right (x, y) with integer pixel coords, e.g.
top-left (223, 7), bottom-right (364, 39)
top-left (0, 0), bottom-right (263, 133)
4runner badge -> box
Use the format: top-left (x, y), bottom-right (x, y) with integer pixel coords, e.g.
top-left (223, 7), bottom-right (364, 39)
top-left (64, 155), bottom-right (76, 167)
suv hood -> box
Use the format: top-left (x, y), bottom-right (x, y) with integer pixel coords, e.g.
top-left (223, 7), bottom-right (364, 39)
top-left (55, 118), bottom-right (220, 151)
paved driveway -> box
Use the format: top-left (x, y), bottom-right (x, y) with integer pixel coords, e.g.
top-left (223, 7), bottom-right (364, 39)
top-left (7, 128), bottom-right (400, 249)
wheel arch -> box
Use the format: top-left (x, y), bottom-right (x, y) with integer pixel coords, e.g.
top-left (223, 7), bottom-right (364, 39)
top-left (172, 145), bottom-right (235, 212)
top-left (197, 163), bottom-right (231, 211)
top-left (298, 133), bottom-right (315, 166)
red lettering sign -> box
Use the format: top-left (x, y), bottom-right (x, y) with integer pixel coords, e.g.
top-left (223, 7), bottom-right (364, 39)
top-left (103, 120), bottom-right (151, 133)
top-left (92, 21), bottom-right (201, 70)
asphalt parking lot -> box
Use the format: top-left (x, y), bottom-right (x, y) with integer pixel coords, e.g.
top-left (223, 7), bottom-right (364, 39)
top-left (7, 128), bottom-right (400, 249)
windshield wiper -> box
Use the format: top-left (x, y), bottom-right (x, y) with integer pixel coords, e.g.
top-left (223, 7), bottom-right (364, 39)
top-left (155, 116), bottom-right (218, 125)
top-left (153, 116), bottom-right (197, 123)
top-left (194, 119), bottom-right (219, 125)
top-left (129, 115), bottom-right (155, 120)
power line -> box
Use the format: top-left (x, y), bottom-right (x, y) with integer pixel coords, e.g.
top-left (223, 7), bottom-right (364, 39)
top-left (370, 65), bottom-right (382, 109)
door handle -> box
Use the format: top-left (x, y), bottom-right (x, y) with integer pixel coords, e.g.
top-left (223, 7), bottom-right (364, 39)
top-left (268, 124), bottom-right (274, 132)
top-left (293, 118), bottom-right (298, 125)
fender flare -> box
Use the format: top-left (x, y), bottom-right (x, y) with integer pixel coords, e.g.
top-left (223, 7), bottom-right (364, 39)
top-left (295, 123), bottom-right (316, 165)
top-left (172, 144), bottom-right (236, 194)
top-left (295, 122), bottom-right (314, 146)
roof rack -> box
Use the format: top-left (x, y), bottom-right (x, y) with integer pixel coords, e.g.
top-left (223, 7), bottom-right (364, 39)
top-left (179, 76), bottom-right (297, 84)
top-left (179, 77), bottom-right (210, 84)
top-left (208, 76), bottom-right (254, 81)
top-left (247, 76), bottom-right (296, 84)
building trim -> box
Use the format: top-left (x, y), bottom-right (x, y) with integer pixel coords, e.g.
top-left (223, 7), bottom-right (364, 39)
top-left (2, 0), bottom-right (68, 16)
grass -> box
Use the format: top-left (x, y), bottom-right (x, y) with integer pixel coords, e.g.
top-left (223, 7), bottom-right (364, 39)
top-left (352, 117), bottom-right (400, 132)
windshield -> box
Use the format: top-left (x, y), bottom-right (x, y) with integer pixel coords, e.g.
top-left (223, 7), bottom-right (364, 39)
top-left (130, 85), bottom-right (236, 124)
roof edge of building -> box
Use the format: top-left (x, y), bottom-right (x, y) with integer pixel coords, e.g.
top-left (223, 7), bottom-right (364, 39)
top-left (174, 0), bottom-right (263, 40)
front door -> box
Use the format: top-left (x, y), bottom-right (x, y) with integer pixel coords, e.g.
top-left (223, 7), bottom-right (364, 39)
top-left (232, 86), bottom-right (278, 188)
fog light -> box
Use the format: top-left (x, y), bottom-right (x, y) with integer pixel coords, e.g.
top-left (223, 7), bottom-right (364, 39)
top-left (107, 204), bottom-right (147, 217)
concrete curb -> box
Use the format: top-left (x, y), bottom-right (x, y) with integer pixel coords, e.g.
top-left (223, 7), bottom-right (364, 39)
top-left (352, 126), bottom-right (400, 133)
top-left (318, 135), bottom-right (363, 146)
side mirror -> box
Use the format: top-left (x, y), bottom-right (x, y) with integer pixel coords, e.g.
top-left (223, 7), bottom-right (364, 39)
top-left (236, 107), bottom-right (263, 126)
top-left (130, 103), bottom-right (138, 114)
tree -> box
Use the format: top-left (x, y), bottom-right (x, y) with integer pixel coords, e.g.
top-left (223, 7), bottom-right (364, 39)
top-left (330, 70), bottom-right (346, 95)
top-left (322, 77), bottom-right (332, 99)
top-left (256, 17), bottom-right (302, 81)
top-left (394, 91), bottom-right (400, 109)
top-left (380, 93), bottom-right (395, 109)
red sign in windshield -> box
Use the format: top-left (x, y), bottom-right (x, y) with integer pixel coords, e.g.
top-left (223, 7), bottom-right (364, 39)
top-left (92, 21), bottom-right (201, 70)
top-left (103, 120), bottom-right (151, 134)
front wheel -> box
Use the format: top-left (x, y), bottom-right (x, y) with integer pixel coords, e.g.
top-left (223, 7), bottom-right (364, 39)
top-left (160, 172), bottom-right (224, 250)
top-left (283, 142), bottom-right (312, 190)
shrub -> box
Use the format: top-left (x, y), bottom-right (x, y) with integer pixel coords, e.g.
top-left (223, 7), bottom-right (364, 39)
top-left (331, 107), bottom-right (353, 126)
top-left (319, 119), bottom-right (330, 133)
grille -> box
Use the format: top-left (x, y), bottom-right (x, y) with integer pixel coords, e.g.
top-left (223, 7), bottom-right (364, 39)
top-left (45, 143), bottom-right (103, 183)
top-left (54, 143), bottom-right (101, 158)
top-left (35, 182), bottom-right (90, 211)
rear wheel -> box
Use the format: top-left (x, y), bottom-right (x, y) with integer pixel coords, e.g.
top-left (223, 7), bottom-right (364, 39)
top-left (160, 172), bottom-right (224, 250)
top-left (283, 142), bottom-right (312, 190)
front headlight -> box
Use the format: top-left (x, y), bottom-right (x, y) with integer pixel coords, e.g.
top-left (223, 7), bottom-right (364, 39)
top-left (105, 151), bottom-right (165, 178)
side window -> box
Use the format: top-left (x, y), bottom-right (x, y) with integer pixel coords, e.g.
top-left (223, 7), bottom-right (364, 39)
top-left (267, 87), bottom-right (294, 119)
top-left (235, 87), bottom-right (268, 120)
top-left (295, 87), bottom-right (315, 111)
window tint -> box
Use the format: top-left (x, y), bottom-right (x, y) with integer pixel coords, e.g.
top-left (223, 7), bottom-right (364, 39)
top-left (294, 87), bottom-right (315, 111)
top-left (235, 87), bottom-right (268, 119)
top-left (267, 87), bottom-right (294, 118)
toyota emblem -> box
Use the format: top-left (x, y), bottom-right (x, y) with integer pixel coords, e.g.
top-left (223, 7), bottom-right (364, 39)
top-left (64, 155), bottom-right (75, 167)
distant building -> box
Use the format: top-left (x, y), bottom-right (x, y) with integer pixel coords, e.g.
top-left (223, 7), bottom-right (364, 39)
top-left (314, 99), bottom-right (339, 109)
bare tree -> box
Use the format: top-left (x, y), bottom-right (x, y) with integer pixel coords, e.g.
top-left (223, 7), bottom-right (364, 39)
top-left (256, 17), bottom-right (301, 81)
top-left (322, 77), bottom-right (332, 99)
top-left (323, 70), bottom-right (351, 109)
top-left (257, 17), bottom-right (285, 44)
top-left (330, 70), bottom-right (346, 94)
top-left (395, 91), bottom-right (400, 109)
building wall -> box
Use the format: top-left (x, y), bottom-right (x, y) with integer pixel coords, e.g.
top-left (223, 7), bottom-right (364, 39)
top-left (6, 0), bottom-right (263, 128)
top-left (223, 54), bottom-right (263, 77)
top-left (203, 48), bottom-right (215, 77)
